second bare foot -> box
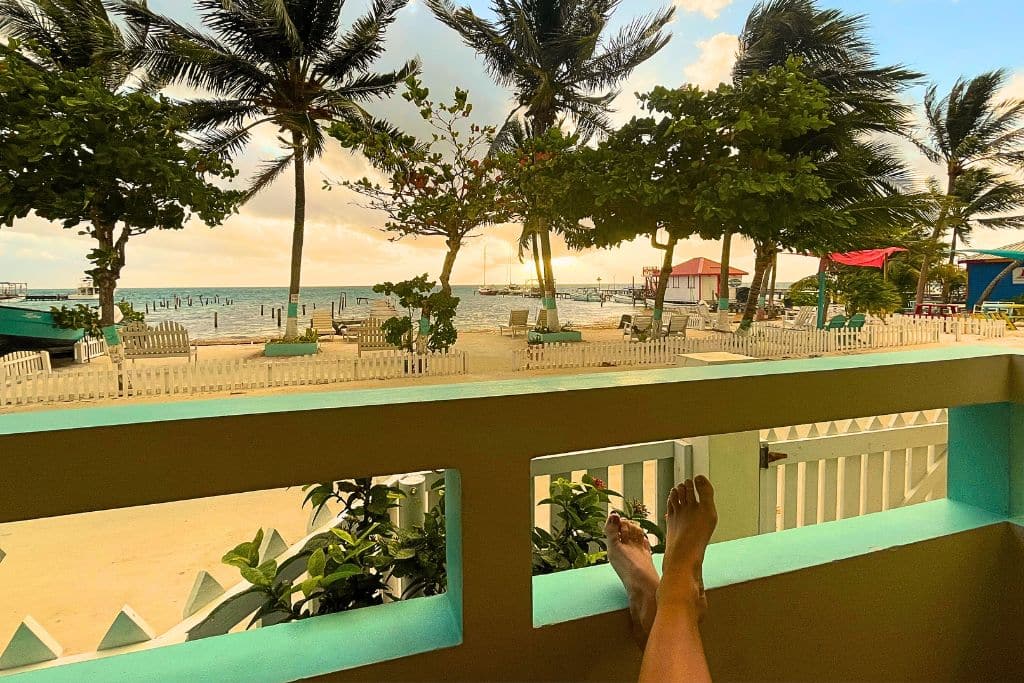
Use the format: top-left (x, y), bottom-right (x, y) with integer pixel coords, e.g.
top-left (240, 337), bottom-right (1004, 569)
top-left (605, 513), bottom-right (659, 647)
top-left (660, 476), bottom-right (718, 619)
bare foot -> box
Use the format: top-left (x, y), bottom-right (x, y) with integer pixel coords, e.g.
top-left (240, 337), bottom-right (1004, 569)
top-left (605, 512), bottom-right (659, 647)
top-left (660, 476), bottom-right (717, 620)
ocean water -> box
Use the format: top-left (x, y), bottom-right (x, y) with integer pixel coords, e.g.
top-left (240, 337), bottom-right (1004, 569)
top-left (19, 286), bottom-right (644, 340)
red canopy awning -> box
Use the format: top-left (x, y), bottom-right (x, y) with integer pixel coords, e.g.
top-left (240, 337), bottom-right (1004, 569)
top-left (829, 248), bottom-right (907, 269)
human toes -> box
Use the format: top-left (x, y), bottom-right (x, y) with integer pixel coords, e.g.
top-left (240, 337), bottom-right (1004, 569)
top-left (683, 479), bottom-right (696, 507)
top-left (605, 513), bottom-right (623, 542)
top-left (694, 475), bottom-right (715, 511)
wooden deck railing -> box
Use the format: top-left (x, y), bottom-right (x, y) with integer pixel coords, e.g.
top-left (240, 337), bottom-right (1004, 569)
top-left (0, 347), bottom-right (1021, 681)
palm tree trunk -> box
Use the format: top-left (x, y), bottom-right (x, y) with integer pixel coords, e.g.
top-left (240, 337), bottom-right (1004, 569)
top-left (651, 234), bottom-right (679, 338)
top-left (740, 244), bottom-right (772, 330)
top-left (716, 230), bottom-right (733, 331)
top-left (538, 222), bottom-right (559, 330)
top-left (767, 252), bottom-right (778, 314)
top-left (284, 131), bottom-right (306, 338)
top-left (916, 174), bottom-right (955, 307)
top-left (976, 260), bottom-right (1022, 307)
top-left (757, 253), bottom-right (773, 320)
top-left (948, 229), bottom-right (959, 264)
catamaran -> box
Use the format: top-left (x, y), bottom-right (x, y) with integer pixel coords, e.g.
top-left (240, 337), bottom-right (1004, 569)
top-left (67, 277), bottom-right (100, 301)
top-left (0, 282), bottom-right (27, 303)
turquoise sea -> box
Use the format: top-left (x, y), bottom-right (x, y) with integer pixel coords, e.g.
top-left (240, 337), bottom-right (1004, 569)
top-left (19, 285), bottom-right (642, 340)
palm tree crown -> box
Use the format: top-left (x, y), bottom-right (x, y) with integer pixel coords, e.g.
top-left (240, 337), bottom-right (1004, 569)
top-left (427, 0), bottom-right (674, 139)
top-left (0, 0), bottom-right (147, 89)
top-left (121, 0), bottom-right (419, 336)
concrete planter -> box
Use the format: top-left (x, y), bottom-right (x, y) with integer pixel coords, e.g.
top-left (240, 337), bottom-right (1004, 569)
top-left (528, 330), bottom-right (583, 344)
top-left (264, 342), bottom-right (318, 357)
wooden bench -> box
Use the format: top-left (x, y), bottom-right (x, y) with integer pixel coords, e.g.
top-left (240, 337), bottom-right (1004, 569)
top-left (1, 350), bottom-right (52, 379)
top-left (357, 317), bottom-right (400, 356)
top-left (119, 321), bottom-right (195, 360)
top-left (309, 310), bottom-right (336, 340)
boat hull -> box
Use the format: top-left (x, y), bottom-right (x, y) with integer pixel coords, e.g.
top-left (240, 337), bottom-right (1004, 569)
top-left (0, 305), bottom-right (84, 355)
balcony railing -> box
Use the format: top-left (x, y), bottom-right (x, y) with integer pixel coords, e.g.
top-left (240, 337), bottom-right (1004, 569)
top-left (0, 345), bottom-right (1022, 681)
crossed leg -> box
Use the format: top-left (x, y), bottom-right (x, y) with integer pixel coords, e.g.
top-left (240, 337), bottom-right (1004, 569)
top-left (606, 476), bottom-right (718, 682)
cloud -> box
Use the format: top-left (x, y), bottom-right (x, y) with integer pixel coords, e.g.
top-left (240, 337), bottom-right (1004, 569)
top-left (682, 33), bottom-right (739, 89)
top-left (674, 0), bottom-right (734, 20)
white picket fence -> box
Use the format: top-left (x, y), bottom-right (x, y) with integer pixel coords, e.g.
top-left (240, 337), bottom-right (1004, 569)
top-left (512, 322), bottom-right (942, 371)
top-left (759, 410), bottom-right (948, 533)
top-left (886, 314), bottom-right (1006, 339)
top-left (0, 351), bottom-right (467, 407)
top-left (73, 337), bottom-right (108, 363)
top-left (1, 350), bottom-right (51, 379)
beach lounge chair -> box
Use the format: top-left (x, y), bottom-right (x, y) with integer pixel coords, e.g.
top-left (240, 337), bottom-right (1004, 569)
top-left (662, 315), bottom-right (687, 338)
top-left (826, 315), bottom-right (848, 330)
top-left (310, 310), bottom-right (336, 340)
top-left (500, 310), bottom-right (530, 337)
top-left (624, 315), bottom-right (653, 341)
top-left (845, 313), bottom-right (867, 331)
top-left (119, 321), bottom-right (195, 360)
top-left (357, 317), bottom-right (400, 356)
top-left (535, 308), bottom-right (549, 330)
top-left (783, 306), bottom-right (815, 330)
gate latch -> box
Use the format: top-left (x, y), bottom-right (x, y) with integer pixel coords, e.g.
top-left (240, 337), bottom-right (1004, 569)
top-left (759, 444), bottom-right (789, 469)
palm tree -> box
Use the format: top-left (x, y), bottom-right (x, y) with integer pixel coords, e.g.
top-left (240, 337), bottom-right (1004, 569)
top-left (724, 0), bottom-right (921, 329)
top-left (914, 70), bottom-right (1024, 304)
top-left (122, 0), bottom-right (419, 337)
top-left (0, 0), bottom-right (147, 89)
top-left (427, 0), bottom-right (675, 332)
top-left (0, 0), bottom-right (151, 325)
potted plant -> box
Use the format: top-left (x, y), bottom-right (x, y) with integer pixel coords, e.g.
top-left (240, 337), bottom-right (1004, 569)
top-left (264, 328), bottom-right (319, 357)
top-left (527, 321), bottom-right (582, 344)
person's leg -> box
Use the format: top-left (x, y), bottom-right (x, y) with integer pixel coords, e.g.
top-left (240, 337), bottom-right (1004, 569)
top-left (605, 513), bottom-right (659, 648)
top-left (639, 476), bottom-right (717, 683)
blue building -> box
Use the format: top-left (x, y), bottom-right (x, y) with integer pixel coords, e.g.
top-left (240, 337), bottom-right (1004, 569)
top-left (963, 240), bottom-right (1024, 309)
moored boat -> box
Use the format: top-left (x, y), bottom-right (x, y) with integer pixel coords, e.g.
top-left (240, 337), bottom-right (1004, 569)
top-left (67, 277), bottom-right (101, 301)
top-left (570, 287), bottom-right (604, 303)
top-left (0, 304), bottom-right (85, 355)
top-left (1, 282), bottom-right (27, 304)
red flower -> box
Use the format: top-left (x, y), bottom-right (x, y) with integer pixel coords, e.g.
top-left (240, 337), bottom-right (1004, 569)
top-left (592, 478), bottom-right (606, 490)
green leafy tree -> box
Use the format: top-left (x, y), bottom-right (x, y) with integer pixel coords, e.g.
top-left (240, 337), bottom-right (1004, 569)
top-left (428, 0), bottom-right (675, 332)
top-left (834, 269), bottom-right (903, 317)
top-left (727, 0), bottom-right (921, 326)
top-left (125, 0), bottom-right (419, 339)
top-left (373, 275), bottom-right (460, 353)
top-left (333, 78), bottom-right (509, 296)
top-left (0, 45), bottom-right (240, 326)
top-left (913, 70), bottom-right (1024, 305)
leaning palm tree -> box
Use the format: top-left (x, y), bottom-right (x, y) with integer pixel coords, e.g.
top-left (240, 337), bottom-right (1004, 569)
top-left (913, 70), bottom-right (1024, 305)
top-left (427, 0), bottom-right (675, 332)
top-left (121, 0), bottom-right (419, 337)
top-left (725, 0), bottom-right (921, 328)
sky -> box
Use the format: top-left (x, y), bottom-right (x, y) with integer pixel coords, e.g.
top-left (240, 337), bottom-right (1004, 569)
top-left (2, 0), bottom-right (1024, 288)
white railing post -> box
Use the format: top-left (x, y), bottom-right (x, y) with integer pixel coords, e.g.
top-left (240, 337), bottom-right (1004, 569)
top-left (688, 430), bottom-right (761, 542)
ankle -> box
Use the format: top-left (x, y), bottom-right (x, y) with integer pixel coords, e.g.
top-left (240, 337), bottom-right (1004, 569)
top-left (656, 578), bottom-right (702, 610)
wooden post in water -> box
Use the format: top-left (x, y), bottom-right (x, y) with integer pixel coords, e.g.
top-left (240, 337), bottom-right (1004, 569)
top-left (277, 308), bottom-right (282, 327)
top-left (214, 312), bottom-right (218, 329)
top-left (331, 301), bottom-right (335, 318)
top-left (261, 305), bottom-right (264, 316)
top-left (302, 304), bottom-right (306, 316)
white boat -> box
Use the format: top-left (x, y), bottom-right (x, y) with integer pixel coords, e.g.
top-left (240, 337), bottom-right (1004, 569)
top-left (0, 282), bottom-right (27, 304)
top-left (571, 287), bottom-right (604, 303)
top-left (67, 278), bottom-right (100, 301)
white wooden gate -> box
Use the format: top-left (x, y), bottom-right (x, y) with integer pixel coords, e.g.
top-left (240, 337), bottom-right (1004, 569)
top-left (758, 411), bottom-right (948, 533)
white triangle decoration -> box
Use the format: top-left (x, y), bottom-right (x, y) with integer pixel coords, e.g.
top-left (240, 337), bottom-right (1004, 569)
top-left (825, 421), bottom-right (840, 436)
top-left (868, 417), bottom-right (886, 431)
top-left (847, 419), bottom-right (862, 433)
top-left (913, 411), bottom-right (929, 426)
top-left (258, 528), bottom-right (287, 564)
top-left (183, 571), bottom-right (226, 619)
top-left (890, 414), bottom-right (907, 428)
top-left (0, 616), bottom-right (62, 670)
top-left (307, 504), bottom-right (334, 534)
top-left (98, 606), bottom-right (154, 650)
top-left (806, 423), bottom-right (821, 438)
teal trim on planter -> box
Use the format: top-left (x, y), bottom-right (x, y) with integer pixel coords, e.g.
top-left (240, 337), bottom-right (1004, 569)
top-left (527, 330), bottom-right (583, 344)
top-left (9, 469), bottom-right (463, 683)
top-left (533, 499), bottom-right (1005, 627)
top-left (718, 297), bottom-right (729, 312)
top-left (287, 303), bottom-right (298, 318)
top-left (263, 342), bottom-right (317, 357)
top-left (542, 297), bottom-right (556, 309)
top-left (652, 308), bottom-right (663, 325)
top-left (0, 346), bottom-right (1014, 437)
top-left (419, 317), bottom-right (431, 335)
top-left (102, 325), bottom-right (120, 347)
top-left (948, 403), bottom-right (1019, 516)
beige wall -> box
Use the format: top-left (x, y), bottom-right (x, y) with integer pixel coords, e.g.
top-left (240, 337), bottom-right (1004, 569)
top-left (313, 524), bottom-right (1024, 682)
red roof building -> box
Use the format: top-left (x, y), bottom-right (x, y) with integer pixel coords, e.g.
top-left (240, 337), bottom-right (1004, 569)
top-left (657, 257), bottom-right (748, 304)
